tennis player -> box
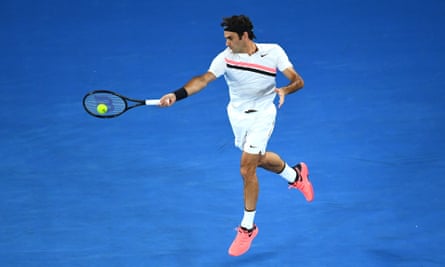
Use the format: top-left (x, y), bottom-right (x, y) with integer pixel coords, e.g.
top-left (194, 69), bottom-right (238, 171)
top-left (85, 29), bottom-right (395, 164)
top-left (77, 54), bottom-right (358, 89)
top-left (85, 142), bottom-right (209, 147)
top-left (159, 14), bottom-right (314, 256)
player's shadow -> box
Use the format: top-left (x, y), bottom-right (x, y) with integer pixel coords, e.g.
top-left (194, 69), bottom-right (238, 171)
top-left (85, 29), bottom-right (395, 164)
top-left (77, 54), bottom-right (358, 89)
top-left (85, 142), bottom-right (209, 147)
top-left (220, 251), bottom-right (278, 267)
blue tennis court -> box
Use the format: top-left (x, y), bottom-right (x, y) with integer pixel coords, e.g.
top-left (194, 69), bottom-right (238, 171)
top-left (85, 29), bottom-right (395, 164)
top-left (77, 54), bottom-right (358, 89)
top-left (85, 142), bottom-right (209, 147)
top-left (1, 0), bottom-right (444, 266)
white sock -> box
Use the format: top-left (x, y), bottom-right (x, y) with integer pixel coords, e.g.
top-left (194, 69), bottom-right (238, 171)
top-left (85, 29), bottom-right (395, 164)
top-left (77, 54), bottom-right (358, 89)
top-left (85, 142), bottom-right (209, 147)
top-left (240, 210), bottom-right (256, 230)
top-left (279, 163), bottom-right (297, 183)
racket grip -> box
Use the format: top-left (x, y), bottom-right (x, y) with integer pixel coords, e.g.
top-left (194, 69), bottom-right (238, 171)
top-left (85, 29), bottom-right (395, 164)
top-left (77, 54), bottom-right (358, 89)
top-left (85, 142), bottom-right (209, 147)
top-left (145, 99), bottom-right (161, 106)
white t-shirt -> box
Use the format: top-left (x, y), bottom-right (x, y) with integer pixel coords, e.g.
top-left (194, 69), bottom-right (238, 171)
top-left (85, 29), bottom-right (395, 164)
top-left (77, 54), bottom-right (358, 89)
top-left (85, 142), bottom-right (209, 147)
top-left (208, 43), bottom-right (293, 111)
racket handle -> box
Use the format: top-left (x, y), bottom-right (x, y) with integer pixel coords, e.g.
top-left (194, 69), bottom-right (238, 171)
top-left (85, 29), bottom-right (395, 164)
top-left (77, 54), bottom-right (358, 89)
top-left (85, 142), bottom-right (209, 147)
top-left (145, 99), bottom-right (161, 106)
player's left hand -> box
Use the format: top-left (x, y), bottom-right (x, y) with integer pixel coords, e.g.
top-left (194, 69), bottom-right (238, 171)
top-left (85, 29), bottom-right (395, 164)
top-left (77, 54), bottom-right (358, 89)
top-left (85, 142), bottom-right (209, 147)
top-left (275, 88), bottom-right (285, 108)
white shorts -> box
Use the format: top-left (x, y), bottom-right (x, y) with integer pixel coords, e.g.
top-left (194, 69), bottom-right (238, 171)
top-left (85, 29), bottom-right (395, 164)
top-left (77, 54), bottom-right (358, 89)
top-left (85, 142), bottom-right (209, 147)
top-left (227, 103), bottom-right (277, 154)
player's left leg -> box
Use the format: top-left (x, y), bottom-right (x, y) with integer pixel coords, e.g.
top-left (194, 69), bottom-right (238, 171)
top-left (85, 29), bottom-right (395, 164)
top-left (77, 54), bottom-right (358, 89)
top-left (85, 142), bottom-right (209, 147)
top-left (258, 151), bottom-right (287, 174)
top-left (259, 152), bottom-right (314, 202)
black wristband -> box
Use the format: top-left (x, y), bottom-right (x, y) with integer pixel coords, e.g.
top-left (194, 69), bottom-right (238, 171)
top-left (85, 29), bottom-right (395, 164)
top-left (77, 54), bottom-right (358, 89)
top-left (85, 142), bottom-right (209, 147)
top-left (173, 87), bottom-right (188, 101)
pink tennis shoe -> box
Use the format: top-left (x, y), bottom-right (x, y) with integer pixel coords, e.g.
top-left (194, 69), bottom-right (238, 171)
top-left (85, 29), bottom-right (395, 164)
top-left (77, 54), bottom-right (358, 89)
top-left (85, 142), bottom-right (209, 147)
top-left (289, 162), bottom-right (314, 202)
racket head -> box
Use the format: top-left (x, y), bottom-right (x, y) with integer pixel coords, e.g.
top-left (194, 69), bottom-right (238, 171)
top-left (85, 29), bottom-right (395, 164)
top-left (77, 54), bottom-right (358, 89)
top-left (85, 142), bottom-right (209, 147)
top-left (82, 90), bottom-right (128, 118)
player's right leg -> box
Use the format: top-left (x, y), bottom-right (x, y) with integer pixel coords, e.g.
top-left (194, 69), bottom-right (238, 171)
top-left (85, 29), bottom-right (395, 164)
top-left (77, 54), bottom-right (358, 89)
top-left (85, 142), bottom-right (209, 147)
top-left (228, 151), bottom-right (260, 256)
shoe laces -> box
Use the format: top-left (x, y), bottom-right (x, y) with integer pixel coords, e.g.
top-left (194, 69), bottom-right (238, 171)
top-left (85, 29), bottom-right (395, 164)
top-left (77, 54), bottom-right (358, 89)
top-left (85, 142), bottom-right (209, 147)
top-left (234, 227), bottom-right (255, 240)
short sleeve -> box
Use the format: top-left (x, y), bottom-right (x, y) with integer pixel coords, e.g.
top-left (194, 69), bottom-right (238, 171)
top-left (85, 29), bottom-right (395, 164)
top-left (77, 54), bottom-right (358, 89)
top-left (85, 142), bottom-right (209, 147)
top-left (275, 45), bottom-right (293, 71)
top-left (208, 49), bottom-right (227, 78)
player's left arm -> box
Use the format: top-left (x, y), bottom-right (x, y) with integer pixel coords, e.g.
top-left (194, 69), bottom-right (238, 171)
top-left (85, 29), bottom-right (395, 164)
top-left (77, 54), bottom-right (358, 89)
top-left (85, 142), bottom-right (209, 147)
top-left (275, 67), bottom-right (304, 108)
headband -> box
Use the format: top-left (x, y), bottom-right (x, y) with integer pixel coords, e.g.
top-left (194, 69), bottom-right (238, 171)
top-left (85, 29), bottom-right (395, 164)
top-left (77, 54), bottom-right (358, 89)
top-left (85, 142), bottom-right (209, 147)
top-left (223, 24), bottom-right (250, 34)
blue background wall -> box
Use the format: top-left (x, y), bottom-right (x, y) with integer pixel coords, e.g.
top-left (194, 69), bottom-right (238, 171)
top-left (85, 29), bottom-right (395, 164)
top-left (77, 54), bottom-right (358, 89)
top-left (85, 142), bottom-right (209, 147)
top-left (1, 0), bottom-right (444, 266)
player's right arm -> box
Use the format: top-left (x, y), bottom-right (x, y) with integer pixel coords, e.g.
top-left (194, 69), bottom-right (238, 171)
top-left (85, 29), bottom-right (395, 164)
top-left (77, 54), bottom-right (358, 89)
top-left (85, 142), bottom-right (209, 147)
top-left (160, 71), bottom-right (216, 107)
top-left (183, 71), bottom-right (217, 96)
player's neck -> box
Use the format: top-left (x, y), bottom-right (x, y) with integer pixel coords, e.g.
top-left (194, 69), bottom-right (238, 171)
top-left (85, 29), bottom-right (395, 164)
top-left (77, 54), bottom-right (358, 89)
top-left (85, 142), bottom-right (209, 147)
top-left (246, 41), bottom-right (258, 56)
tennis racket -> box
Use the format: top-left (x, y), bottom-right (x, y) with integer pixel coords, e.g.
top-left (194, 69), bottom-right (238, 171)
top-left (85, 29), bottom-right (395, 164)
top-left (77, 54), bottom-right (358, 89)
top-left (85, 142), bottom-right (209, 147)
top-left (82, 90), bottom-right (160, 118)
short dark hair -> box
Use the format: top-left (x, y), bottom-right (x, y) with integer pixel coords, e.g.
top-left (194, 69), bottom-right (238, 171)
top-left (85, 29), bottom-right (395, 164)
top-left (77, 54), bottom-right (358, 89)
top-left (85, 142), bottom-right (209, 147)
top-left (221, 15), bottom-right (256, 40)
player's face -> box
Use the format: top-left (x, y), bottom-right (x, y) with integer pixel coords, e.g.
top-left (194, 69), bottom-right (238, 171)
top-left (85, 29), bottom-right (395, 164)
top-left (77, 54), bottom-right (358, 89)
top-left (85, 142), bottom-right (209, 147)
top-left (224, 31), bottom-right (247, 53)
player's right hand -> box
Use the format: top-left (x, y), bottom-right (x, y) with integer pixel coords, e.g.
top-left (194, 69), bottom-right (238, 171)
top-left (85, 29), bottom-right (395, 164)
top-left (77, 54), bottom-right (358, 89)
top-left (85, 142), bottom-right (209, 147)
top-left (159, 93), bottom-right (176, 107)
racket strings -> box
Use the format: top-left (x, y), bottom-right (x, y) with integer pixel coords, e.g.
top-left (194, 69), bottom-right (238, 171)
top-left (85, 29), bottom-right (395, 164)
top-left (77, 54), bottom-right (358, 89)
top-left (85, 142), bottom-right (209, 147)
top-left (84, 92), bottom-right (126, 116)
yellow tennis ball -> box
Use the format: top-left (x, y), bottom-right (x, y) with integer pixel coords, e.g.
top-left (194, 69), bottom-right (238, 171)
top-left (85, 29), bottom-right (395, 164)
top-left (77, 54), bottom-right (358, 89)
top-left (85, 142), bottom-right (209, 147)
top-left (96, 103), bottom-right (108, 114)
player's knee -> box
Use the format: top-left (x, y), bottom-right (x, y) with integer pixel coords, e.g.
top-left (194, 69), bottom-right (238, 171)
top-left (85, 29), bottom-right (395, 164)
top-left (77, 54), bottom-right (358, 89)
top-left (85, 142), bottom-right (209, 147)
top-left (240, 165), bottom-right (256, 180)
top-left (257, 154), bottom-right (267, 168)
